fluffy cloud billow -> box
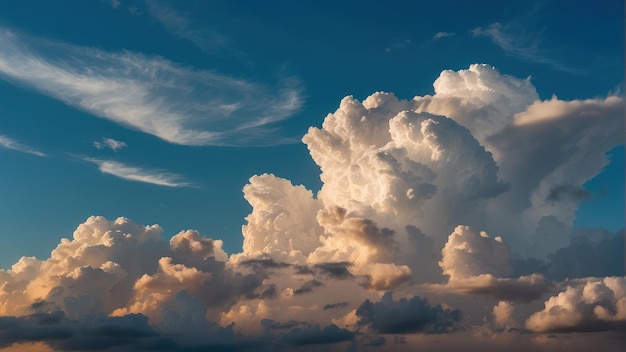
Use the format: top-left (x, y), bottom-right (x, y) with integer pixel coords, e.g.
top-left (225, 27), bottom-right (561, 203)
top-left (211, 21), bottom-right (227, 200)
top-left (0, 64), bottom-right (624, 351)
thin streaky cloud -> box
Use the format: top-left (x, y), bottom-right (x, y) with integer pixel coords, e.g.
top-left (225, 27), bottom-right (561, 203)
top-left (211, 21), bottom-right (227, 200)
top-left (472, 22), bottom-right (582, 74)
top-left (0, 28), bottom-right (303, 146)
top-left (85, 158), bottom-right (191, 187)
top-left (0, 134), bottom-right (45, 157)
top-left (432, 31), bottom-right (455, 40)
top-left (146, 0), bottom-right (241, 56)
top-left (93, 137), bottom-right (127, 151)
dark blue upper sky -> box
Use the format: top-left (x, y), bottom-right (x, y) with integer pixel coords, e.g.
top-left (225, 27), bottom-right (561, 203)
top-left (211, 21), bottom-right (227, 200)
top-left (0, 0), bottom-right (623, 268)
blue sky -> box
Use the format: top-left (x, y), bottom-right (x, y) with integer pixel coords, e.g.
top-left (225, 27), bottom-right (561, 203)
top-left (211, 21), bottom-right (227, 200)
top-left (0, 1), bottom-right (623, 351)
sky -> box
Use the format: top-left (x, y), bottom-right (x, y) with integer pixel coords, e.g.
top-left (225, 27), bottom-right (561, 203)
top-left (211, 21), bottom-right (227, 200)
top-left (0, 0), bottom-right (624, 351)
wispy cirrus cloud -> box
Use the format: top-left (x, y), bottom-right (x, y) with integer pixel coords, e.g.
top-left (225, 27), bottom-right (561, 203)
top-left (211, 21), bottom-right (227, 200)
top-left (0, 28), bottom-right (303, 146)
top-left (85, 158), bottom-right (191, 187)
top-left (0, 134), bottom-right (45, 157)
top-left (472, 22), bottom-right (581, 74)
top-left (146, 0), bottom-right (239, 56)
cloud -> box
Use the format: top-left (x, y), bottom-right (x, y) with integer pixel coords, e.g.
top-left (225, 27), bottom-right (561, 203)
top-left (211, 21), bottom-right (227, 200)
top-left (425, 225), bottom-right (552, 302)
top-left (414, 63), bottom-right (539, 143)
top-left (545, 229), bottom-right (624, 280)
top-left (233, 174), bottom-right (323, 264)
top-left (545, 185), bottom-right (589, 203)
top-left (93, 138), bottom-right (127, 152)
top-left (492, 301), bottom-right (518, 330)
top-left (323, 302), bottom-right (349, 311)
top-left (429, 273), bottom-right (552, 303)
top-left (439, 225), bottom-right (512, 281)
top-left (0, 216), bottom-right (258, 324)
top-left (83, 158), bottom-right (191, 187)
top-left (407, 63), bottom-right (622, 255)
top-left (0, 28), bottom-right (302, 146)
top-left (303, 85), bottom-right (511, 249)
top-left (280, 324), bottom-right (354, 346)
top-left (0, 134), bottom-right (45, 157)
top-left (355, 292), bottom-right (461, 334)
top-left (525, 277), bottom-right (626, 333)
top-left (145, 0), bottom-right (239, 56)
top-left (1, 63), bottom-right (624, 350)
top-left (0, 310), bottom-right (262, 352)
top-left (292, 279), bottom-right (323, 296)
top-left (432, 32), bottom-right (454, 40)
top-left (471, 23), bottom-right (580, 74)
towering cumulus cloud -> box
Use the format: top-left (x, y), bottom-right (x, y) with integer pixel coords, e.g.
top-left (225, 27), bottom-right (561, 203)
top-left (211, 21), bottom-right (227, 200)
top-left (0, 64), bottom-right (624, 351)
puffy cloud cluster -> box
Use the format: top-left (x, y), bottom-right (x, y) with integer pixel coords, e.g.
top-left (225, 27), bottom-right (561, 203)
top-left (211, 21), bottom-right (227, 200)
top-left (1, 64), bottom-right (624, 351)
top-left (425, 225), bottom-right (552, 302)
top-left (440, 225), bottom-right (511, 280)
top-left (0, 216), bottom-right (260, 326)
top-left (526, 277), bottom-right (626, 333)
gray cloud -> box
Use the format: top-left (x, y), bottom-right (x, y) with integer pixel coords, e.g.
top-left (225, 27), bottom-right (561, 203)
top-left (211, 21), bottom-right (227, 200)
top-left (356, 292), bottom-right (461, 334)
top-left (322, 302), bottom-right (349, 311)
top-left (280, 324), bottom-right (354, 347)
top-left (293, 280), bottom-right (324, 296)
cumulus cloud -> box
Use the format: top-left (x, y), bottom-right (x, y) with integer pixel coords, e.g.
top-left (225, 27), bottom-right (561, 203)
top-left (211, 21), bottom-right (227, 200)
top-left (84, 158), bottom-right (191, 187)
top-left (422, 226), bottom-right (553, 302)
top-left (404, 63), bottom-right (623, 255)
top-left (526, 277), bottom-right (626, 333)
top-left (92, 138), bottom-right (127, 152)
top-left (492, 301), bottom-right (518, 330)
top-left (302, 85), bottom-right (509, 249)
top-left (1, 63), bottom-right (624, 350)
top-left (233, 174), bottom-right (323, 264)
top-left (0, 133), bottom-right (45, 157)
top-left (439, 225), bottom-right (511, 280)
top-left (0, 28), bottom-right (302, 146)
top-left (0, 216), bottom-right (257, 325)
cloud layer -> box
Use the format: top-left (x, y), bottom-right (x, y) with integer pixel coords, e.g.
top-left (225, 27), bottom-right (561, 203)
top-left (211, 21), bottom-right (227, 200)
top-left (0, 64), bottom-right (624, 351)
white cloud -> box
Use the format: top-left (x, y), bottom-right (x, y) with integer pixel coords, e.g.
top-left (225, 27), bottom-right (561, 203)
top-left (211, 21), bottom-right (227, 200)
top-left (0, 63), bottom-right (623, 350)
top-left (472, 23), bottom-right (580, 74)
top-left (0, 134), bottom-right (45, 157)
top-left (526, 277), bottom-right (626, 333)
top-left (85, 158), bottom-right (191, 187)
top-left (440, 225), bottom-right (511, 281)
top-left (424, 225), bottom-right (552, 302)
top-left (93, 137), bottom-right (127, 151)
top-left (492, 301), bottom-right (518, 329)
top-left (232, 173), bottom-right (323, 264)
top-left (146, 0), bottom-right (239, 56)
top-left (0, 28), bottom-right (302, 146)
top-left (432, 32), bottom-right (454, 40)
